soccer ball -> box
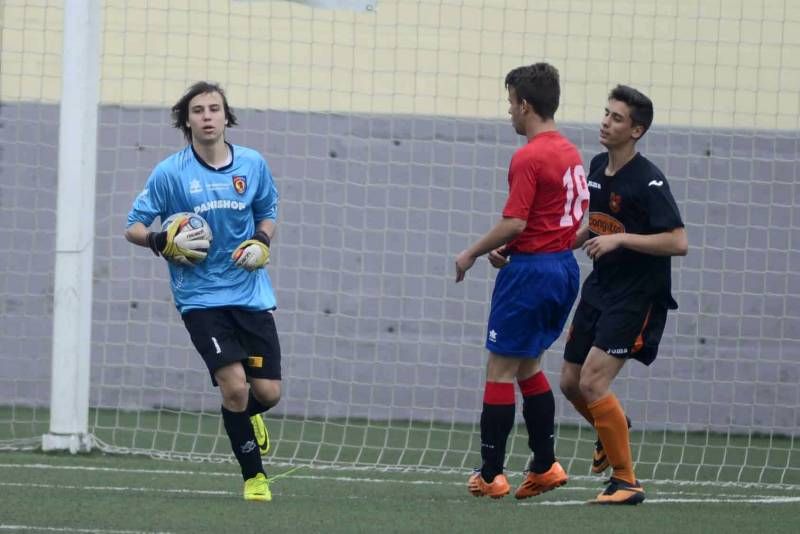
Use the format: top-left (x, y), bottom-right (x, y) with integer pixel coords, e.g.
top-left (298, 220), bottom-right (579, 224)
top-left (161, 211), bottom-right (212, 238)
top-left (161, 212), bottom-right (213, 264)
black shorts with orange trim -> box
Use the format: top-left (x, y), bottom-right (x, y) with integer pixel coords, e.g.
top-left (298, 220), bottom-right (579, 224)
top-left (563, 298), bottom-right (668, 366)
top-left (182, 307), bottom-right (282, 385)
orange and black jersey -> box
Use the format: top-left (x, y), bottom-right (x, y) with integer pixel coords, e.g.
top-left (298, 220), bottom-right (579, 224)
top-left (581, 152), bottom-right (684, 310)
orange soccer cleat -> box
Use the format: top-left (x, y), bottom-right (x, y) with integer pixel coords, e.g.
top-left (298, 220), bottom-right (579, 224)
top-left (514, 461), bottom-right (568, 499)
top-left (467, 471), bottom-right (511, 499)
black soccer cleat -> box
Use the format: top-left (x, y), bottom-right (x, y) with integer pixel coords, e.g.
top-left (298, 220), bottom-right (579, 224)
top-left (590, 477), bottom-right (645, 505)
top-left (591, 416), bottom-right (632, 474)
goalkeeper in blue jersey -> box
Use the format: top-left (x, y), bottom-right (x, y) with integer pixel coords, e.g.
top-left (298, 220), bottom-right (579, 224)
top-left (125, 81), bottom-right (280, 502)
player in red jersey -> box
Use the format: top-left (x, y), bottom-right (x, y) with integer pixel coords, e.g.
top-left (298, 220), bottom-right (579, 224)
top-left (561, 85), bottom-right (688, 505)
top-left (455, 63), bottom-right (589, 499)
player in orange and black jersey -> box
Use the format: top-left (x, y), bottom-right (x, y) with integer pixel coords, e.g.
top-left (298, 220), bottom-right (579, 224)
top-left (580, 150), bottom-right (682, 313)
top-left (560, 85), bottom-right (688, 505)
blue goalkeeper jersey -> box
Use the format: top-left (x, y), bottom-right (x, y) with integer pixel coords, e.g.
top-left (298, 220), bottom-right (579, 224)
top-left (127, 143), bottom-right (279, 314)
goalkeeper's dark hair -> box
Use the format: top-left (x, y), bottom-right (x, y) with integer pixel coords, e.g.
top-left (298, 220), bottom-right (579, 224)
top-left (504, 63), bottom-right (560, 120)
top-left (172, 81), bottom-right (238, 142)
top-left (609, 84), bottom-right (654, 136)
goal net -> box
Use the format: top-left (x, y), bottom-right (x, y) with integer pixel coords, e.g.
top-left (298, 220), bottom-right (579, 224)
top-left (1, 0), bottom-right (798, 485)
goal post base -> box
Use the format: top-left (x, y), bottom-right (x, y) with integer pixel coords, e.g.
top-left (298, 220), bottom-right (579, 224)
top-left (42, 433), bottom-right (94, 453)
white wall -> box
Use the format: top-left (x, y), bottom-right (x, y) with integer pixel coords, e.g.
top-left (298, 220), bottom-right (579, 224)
top-left (2, 0), bottom-right (799, 128)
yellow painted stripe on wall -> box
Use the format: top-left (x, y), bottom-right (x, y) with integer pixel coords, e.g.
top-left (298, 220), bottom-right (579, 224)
top-left (2, 0), bottom-right (799, 129)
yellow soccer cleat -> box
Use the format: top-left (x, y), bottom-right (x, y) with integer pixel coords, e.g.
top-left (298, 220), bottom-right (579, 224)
top-left (250, 414), bottom-right (270, 455)
top-left (243, 472), bottom-right (272, 502)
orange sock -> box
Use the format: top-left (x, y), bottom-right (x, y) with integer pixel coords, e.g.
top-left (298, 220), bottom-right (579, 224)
top-left (570, 396), bottom-right (595, 426)
top-left (588, 393), bottom-right (635, 484)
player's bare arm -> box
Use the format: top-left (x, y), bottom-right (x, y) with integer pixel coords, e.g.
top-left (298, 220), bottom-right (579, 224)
top-left (256, 219), bottom-right (276, 241)
top-left (455, 217), bottom-right (525, 282)
top-left (582, 226), bottom-right (688, 260)
top-left (124, 221), bottom-right (150, 247)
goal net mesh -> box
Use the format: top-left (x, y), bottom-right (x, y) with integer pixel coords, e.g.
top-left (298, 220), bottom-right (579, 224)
top-left (1, 0), bottom-right (798, 484)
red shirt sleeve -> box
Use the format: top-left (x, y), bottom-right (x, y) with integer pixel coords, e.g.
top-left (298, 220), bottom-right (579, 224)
top-left (502, 152), bottom-right (536, 220)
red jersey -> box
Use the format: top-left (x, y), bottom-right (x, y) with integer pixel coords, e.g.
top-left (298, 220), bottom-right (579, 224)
top-left (503, 131), bottom-right (588, 253)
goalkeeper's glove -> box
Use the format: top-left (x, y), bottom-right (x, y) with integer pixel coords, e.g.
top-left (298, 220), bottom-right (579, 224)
top-left (232, 230), bottom-right (270, 271)
top-left (147, 215), bottom-right (209, 266)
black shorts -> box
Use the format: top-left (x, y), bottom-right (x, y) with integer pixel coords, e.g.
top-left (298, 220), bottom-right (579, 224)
top-left (182, 307), bottom-right (282, 385)
top-left (563, 298), bottom-right (668, 366)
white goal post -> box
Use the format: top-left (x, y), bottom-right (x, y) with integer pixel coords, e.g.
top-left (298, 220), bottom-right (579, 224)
top-left (41, 0), bottom-right (101, 453)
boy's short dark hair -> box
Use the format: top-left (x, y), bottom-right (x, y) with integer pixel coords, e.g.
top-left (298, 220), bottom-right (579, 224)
top-left (171, 81), bottom-right (238, 142)
top-left (609, 84), bottom-right (654, 135)
top-left (504, 63), bottom-right (560, 120)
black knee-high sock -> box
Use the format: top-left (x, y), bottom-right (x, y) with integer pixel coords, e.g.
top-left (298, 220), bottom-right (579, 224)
top-left (221, 405), bottom-right (264, 480)
top-left (247, 389), bottom-right (270, 416)
top-left (479, 381), bottom-right (515, 482)
top-left (519, 372), bottom-right (556, 474)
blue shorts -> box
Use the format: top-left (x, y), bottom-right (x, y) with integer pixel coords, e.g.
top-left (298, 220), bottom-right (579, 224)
top-left (486, 250), bottom-right (580, 358)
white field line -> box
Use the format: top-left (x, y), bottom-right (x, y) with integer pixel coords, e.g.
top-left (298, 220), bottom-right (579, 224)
top-left (0, 526), bottom-right (172, 534)
top-left (2, 462), bottom-right (800, 495)
top-left (520, 497), bottom-right (800, 506)
top-left (2, 480), bottom-right (799, 507)
top-left (0, 463), bottom-right (237, 477)
top-left (1, 481), bottom-right (231, 495)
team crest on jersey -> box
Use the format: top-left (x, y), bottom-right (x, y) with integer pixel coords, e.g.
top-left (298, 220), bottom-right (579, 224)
top-left (609, 192), bottom-right (622, 213)
top-left (232, 175), bottom-right (247, 195)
